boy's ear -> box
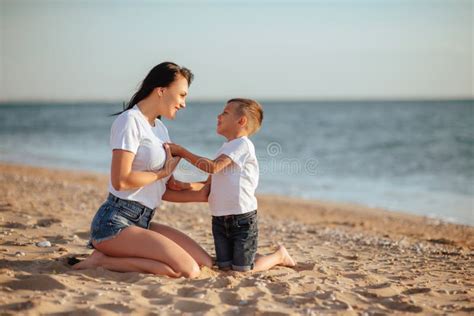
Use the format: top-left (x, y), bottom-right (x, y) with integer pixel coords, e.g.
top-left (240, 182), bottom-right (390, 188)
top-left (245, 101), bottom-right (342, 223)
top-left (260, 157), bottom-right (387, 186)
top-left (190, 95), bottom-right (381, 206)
top-left (238, 116), bottom-right (247, 127)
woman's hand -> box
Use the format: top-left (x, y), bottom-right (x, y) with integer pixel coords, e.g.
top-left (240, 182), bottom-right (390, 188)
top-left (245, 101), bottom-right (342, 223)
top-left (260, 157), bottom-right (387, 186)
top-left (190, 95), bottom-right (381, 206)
top-left (202, 182), bottom-right (211, 196)
top-left (196, 182), bottom-right (211, 202)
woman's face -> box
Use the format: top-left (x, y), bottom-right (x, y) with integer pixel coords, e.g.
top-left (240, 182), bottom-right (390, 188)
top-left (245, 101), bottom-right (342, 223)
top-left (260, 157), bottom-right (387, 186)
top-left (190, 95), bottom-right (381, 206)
top-left (160, 75), bottom-right (189, 120)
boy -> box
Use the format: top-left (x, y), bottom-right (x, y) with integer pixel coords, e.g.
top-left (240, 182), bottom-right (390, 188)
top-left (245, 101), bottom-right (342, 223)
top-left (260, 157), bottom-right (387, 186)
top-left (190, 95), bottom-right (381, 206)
top-left (169, 98), bottom-right (295, 271)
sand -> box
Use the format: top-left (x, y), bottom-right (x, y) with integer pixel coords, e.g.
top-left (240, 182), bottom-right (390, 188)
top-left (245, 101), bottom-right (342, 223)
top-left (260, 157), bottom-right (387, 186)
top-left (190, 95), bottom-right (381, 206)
top-left (0, 162), bottom-right (473, 315)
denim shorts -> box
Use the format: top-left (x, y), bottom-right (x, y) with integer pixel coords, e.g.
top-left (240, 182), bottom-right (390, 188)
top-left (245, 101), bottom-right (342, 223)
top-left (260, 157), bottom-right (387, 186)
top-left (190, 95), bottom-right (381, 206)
top-left (211, 210), bottom-right (258, 272)
top-left (87, 194), bottom-right (155, 249)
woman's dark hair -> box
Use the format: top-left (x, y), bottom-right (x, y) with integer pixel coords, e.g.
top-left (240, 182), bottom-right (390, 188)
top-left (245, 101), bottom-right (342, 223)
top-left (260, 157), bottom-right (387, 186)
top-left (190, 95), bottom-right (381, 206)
top-left (114, 62), bottom-right (193, 117)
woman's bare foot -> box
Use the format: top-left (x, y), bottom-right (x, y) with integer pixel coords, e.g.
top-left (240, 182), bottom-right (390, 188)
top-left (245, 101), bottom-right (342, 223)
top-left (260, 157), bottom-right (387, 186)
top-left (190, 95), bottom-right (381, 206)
top-left (72, 250), bottom-right (106, 270)
top-left (277, 245), bottom-right (296, 267)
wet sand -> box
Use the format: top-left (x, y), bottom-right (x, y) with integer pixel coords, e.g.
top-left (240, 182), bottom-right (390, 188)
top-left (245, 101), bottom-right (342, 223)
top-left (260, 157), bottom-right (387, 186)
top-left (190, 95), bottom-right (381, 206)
top-left (0, 163), bottom-right (473, 315)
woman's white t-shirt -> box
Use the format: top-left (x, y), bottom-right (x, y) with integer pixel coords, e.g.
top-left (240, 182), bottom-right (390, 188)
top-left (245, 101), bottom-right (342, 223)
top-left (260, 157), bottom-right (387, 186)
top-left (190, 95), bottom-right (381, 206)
top-left (208, 136), bottom-right (259, 216)
top-left (108, 105), bottom-right (171, 209)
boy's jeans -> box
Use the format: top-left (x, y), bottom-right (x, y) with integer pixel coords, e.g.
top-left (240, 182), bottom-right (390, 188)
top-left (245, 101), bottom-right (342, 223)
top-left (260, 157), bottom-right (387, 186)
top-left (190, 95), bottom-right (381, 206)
top-left (211, 210), bottom-right (258, 271)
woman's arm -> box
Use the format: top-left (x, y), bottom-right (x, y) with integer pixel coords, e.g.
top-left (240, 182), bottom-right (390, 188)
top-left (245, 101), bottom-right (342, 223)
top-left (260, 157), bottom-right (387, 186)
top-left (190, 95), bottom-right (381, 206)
top-left (111, 144), bottom-right (180, 191)
top-left (162, 182), bottom-right (210, 203)
top-left (167, 143), bottom-right (232, 174)
top-left (166, 175), bottom-right (208, 191)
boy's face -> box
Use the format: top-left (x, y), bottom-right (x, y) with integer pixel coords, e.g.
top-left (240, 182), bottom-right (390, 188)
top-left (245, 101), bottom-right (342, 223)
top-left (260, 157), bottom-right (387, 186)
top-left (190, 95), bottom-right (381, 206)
top-left (217, 102), bottom-right (242, 136)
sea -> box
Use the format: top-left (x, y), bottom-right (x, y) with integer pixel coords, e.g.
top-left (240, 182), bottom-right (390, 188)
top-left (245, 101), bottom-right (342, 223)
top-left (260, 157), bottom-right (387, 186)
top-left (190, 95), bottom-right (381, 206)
top-left (0, 100), bottom-right (472, 225)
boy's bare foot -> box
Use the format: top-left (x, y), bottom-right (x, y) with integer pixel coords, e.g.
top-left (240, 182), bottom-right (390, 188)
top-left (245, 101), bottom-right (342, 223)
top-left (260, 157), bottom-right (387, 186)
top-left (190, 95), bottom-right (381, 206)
top-left (72, 250), bottom-right (106, 270)
top-left (278, 245), bottom-right (296, 267)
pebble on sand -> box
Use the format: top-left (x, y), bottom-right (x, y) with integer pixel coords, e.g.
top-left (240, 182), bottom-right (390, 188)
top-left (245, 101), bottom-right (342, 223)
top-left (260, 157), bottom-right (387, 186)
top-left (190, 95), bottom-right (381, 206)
top-left (36, 241), bottom-right (52, 248)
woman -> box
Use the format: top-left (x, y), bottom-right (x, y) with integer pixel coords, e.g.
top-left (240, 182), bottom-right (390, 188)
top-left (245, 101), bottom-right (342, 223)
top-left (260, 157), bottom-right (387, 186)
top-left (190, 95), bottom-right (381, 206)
top-left (73, 62), bottom-right (213, 278)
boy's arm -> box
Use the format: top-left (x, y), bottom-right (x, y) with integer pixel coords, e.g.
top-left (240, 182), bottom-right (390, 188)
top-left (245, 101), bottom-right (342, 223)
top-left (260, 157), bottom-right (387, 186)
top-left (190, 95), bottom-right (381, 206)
top-left (167, 143), bottom-right (232, 174)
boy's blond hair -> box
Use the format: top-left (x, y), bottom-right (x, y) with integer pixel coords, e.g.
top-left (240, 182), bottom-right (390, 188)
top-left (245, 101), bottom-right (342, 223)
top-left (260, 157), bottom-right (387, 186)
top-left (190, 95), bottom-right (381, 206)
top-left (227, 98), bottom-right (263, 136)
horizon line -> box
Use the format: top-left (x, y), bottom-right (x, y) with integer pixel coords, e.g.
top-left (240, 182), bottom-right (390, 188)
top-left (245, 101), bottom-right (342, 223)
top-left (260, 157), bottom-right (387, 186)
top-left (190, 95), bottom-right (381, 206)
top-left (0, 96), bottom-right (473, 105)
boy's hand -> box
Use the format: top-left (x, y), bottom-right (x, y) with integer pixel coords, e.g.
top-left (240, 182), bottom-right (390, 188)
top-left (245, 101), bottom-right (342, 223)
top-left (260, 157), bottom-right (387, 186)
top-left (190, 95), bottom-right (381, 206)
top-left (161, 144), bottom-right (181, 177)
top-left (166, 143), bottom-right (183, 157)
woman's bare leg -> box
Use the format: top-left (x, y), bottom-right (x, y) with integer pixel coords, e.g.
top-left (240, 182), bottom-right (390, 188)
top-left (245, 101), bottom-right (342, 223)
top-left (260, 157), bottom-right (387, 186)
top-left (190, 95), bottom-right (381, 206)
top-left (252, 245), bottom-right (296, 272)
top-left (73, 250), bottom-right (179, 277)
top-left (80, 226), bottom-right (201, 278)
top-left (149, 222), bottom-right (213, 267)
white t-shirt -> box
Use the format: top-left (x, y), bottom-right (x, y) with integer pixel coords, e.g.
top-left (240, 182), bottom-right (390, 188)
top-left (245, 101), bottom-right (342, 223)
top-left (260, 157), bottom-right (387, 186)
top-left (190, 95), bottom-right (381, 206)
top-left (108, 105), bottom-right (171, 209)
top-left (208, 136), bottom-right (259, 216)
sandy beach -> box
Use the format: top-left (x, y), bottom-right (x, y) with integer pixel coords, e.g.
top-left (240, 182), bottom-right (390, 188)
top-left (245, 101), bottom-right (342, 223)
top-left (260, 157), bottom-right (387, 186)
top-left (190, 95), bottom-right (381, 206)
top-left (0, 162), bottom-right (472, 315)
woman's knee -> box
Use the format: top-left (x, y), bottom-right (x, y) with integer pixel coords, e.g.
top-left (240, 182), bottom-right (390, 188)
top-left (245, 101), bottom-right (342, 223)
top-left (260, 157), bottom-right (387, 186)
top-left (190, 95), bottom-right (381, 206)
top-left (150, 261), bottom-right (199, 278)
top-left (149, 266), bottom-right (180, 278)
top-left (177, 261), bottom-right (201, 279)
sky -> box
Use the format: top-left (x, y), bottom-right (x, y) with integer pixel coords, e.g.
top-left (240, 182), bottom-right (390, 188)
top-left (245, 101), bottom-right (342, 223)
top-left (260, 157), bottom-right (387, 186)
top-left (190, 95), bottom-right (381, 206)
top-left (0, 0), bottom-right (472, 102)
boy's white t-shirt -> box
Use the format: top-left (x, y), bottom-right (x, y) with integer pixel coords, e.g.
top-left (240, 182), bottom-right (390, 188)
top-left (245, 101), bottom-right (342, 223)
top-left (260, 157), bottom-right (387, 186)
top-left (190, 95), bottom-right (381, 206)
top-left (108, 105), bottom-right (171, 209)
top-left (208, 136), bottom-right (259, 216)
